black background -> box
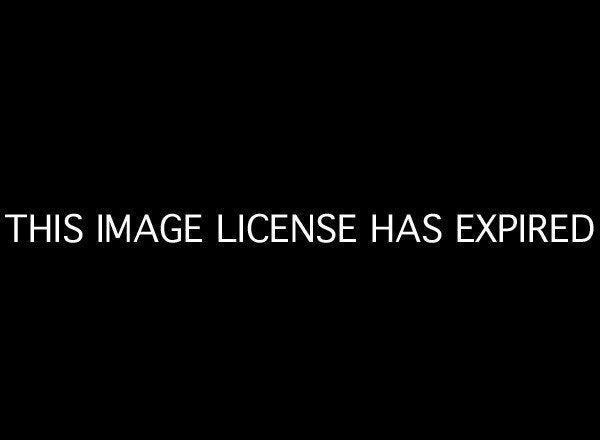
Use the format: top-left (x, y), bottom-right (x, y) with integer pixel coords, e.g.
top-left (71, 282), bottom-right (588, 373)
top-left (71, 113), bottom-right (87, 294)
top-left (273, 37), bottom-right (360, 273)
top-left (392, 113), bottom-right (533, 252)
top-left (1, 6), bottom-right (597, 434)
